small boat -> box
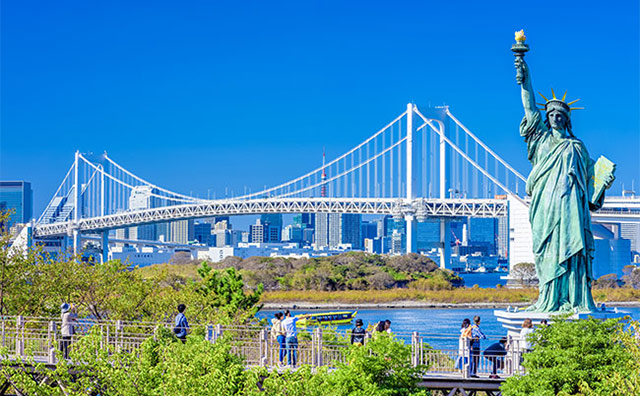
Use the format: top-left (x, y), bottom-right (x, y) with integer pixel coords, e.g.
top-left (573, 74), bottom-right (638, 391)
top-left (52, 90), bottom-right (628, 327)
top-left (296, 311), bottom-right (357, 327)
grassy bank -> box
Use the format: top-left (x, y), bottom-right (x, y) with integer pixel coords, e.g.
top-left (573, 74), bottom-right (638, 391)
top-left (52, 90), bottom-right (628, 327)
top-left (261, 287), bottom-right (640, 305)
top-left (135, 263), bottom-right (640, 305)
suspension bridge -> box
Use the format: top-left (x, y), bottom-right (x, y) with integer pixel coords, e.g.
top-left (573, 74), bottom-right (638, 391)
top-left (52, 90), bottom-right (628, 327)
top-left (13, 103), bottom-right (640, 269)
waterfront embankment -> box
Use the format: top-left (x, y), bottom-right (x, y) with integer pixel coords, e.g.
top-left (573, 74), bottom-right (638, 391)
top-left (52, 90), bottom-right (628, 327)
top-left (260, 288), bottom-right (640, 309)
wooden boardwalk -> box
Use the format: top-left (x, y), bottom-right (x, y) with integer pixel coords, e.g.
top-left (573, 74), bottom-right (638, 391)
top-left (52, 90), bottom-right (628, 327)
top-left (1, 316), bottom-right (522, 395)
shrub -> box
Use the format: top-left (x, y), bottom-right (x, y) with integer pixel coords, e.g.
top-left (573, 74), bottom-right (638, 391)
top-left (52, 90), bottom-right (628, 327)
top-left (501, 317), bottom-right (640, 396)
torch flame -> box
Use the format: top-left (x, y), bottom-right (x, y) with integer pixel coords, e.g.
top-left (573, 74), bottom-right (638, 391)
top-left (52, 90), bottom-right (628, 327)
top-left (515, 30), bottom-right (526, 42)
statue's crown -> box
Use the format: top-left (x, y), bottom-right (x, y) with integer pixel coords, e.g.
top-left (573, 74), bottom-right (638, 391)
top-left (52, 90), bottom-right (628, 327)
top-left (536, 89), bottom-right (583, 114)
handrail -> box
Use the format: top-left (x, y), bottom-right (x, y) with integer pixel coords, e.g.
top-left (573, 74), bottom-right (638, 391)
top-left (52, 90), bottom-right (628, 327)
top-left (0, 315), bottom-right (524, 378)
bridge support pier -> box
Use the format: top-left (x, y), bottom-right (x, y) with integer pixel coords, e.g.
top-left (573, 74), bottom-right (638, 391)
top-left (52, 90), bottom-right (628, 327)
top-left (72, 229), bottom-right (81, 256)
top-left (438, 219), bottom-right (451, 269)
top-left (101, 231), bottom-right (109, 263)
top-left (405, 214), bottom-right (417, 254)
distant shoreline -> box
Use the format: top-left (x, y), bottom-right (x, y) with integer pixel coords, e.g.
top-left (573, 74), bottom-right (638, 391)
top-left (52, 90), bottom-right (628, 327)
top-left (261, 301), bottom-right (640, 310)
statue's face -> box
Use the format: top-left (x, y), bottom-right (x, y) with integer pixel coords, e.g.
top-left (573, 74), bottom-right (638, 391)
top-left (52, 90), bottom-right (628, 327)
top-left (548, 110), bottom-right (567, 131)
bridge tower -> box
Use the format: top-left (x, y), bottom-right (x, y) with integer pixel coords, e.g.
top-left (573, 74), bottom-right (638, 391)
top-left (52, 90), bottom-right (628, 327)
top-left (72, 150), bottom-right (82, 254)
top-left (405, 103), bottom-right (418, 254)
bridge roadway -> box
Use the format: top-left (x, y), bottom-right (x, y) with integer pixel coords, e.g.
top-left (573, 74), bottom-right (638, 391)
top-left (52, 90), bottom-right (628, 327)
top-left (33, 197), bottom-right (509, 237)
top-left (2, 316), bottom-right (517, 395)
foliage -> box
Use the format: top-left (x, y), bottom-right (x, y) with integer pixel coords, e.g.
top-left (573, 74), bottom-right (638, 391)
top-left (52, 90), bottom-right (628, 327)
top-left (258, 334), bottom-right (430, 396)
top-left (592, 273), bottom-right (621, 289)
top-left (0, 329), bottom-right (430, 396)
top-left (408, 271), bottom-right (457, 290)
top-left (141, 251), bottom-right (460, 292)
top-left (196, 263), bottom-right (264, 323)
top-left (510, 262), bottom-right (538, 286)
top-left (622, 265), bottom-right (640, 289)
top-left (501, 317), bottom-right (640, 396)
top-left (0, 213), bottom-right (263, 324)
top-left (262, 287), bottom-right (539, 304)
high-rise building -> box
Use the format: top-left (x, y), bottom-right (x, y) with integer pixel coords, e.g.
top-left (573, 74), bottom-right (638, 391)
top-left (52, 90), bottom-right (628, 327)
top-left (497, 217), bottom-right (509, 258)
top-left (283, 224), bottom-right (303, 243)
top-left (469, 217), bottom-right (497, 254)
top-left (315, 213), bottom-right (361, 249)
top-left (128, 186), bottom-right (159, 241)
top-left (194, 222), bottom-right (212, 245)
top-left (293, 213), bottom-right (315, 245)
top-left (361, 221), bottom-right (377, 241)
top-left (315, 213), bottom-right (330, 249)
top-left (377, 215), bottom-right (395, 238)
top-left (207, 216), bottom-right (231, 228)
top-left (261, 214), bottom-right (283, 242)
top-left (0, 181), bottom-right (33, 230)
top-left (169, 220), bottom-right (195, 244)
top-left (391, 215), bottom-right (406, 252)
top-left (341, 214), bottom-right (362, 249)
top-left (416, 220), bottom-right (440, 251)
top-left (301, 213), bottom-right (315, 229)
top-left (129, 186), bottom-right (160, 211)
top-left (621, 223), bottom-right (640, 253)
top-left (213, 220), bottom-right (232, 247)
top-left (250, 219), bottom-right (268, 243)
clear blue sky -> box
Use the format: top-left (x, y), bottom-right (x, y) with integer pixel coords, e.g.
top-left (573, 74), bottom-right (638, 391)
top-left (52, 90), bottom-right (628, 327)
top-left (1, 0), bottom-right (639, 219)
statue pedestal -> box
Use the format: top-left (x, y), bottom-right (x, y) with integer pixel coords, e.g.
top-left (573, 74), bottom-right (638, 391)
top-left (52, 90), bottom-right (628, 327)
top-left (494, 308), bottom-right (630, 338)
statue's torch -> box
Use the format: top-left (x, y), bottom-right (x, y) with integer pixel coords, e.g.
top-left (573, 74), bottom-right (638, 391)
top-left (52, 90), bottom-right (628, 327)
top-left (511, 30), bottom-right (529, 84)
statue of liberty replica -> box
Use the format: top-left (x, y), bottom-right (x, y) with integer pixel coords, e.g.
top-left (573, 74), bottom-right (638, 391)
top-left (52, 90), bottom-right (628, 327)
top-left (512, 31), bottom-right (616, 313)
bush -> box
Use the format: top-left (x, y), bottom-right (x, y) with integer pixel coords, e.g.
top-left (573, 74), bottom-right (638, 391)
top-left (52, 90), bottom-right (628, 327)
top-left (501, 317), bottom-right (640, 396)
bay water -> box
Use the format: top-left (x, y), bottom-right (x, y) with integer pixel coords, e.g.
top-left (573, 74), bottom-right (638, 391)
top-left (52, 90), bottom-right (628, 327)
top-left (257, 307), bottom-right (640, 350)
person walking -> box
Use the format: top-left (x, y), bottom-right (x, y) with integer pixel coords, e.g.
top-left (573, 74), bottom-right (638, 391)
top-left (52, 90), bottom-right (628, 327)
top-left (351, 319), bottom-right (366, 345)
top-left (59, 303), bottom-right (76, 359)
top-left (469, 315), bottom-right (487, 377)
top-left (281, 310), bottom-right (299, 367)
top-left (174, 304), bottom-right (190, 343)
top-left (455, 318), bottom-right (472, 373)
top-left (271, 312), bottom-right (287, 365)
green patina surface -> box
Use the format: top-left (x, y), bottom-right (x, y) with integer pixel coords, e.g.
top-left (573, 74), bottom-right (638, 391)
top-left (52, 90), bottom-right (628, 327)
top-left (513, 37), bottom-right (615, 313)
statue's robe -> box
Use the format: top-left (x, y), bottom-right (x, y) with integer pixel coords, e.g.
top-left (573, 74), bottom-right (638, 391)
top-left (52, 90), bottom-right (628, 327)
top-left (520, 111), bottom-right (600, 312)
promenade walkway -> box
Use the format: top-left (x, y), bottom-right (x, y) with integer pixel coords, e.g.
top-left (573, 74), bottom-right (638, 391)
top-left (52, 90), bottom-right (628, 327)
top-left (1, 316), bottom-right (523, 395)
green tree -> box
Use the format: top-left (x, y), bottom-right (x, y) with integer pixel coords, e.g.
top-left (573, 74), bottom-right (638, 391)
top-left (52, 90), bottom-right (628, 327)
top-left (501, 318), bottom-right (640, 396)
top-left (197, 263), bottom-right (264, 323)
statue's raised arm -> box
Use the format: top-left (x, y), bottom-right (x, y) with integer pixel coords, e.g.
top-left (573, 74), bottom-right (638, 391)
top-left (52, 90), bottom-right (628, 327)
top-left (511, 30), bottom-right (538, 123)
top-left (515, 58), bottom-right (538, 121)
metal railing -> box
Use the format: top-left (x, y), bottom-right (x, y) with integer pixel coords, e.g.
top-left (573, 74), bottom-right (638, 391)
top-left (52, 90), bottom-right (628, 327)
top-left (0, 316), bottom-right (525, 378)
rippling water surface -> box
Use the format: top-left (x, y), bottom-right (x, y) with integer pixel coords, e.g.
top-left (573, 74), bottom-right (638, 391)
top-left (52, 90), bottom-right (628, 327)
top-left (257, 307), bottom-right (640, 350)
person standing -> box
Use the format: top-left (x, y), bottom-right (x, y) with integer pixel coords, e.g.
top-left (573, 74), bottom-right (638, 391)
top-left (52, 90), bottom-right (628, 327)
top-left (469, 315), bottom-right (487, 377)
top-left (174, 304), bottom-right (190, 343)
top-left (271, 312), bottom-right (287, 365)
top-left (281, 310), bottom-right (299, 367)
top-left (351, 319), bottom-right (366, 345)
top-left (519, 318), bottom-right (535, 352)
top-left (455, 318), bottom-right (472, 373)
top-left (59, 303), bottom-right (76, 359)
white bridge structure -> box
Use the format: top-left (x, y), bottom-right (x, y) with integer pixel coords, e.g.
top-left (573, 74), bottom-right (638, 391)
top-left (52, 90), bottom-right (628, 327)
top-left (19, 104), bottom-right (640, 268)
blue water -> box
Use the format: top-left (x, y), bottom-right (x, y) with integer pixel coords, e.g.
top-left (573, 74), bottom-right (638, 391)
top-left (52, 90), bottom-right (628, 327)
top-left (257, 307), bottom-right (640, 350)
top-left (459, 272), bottom-right (506, 288)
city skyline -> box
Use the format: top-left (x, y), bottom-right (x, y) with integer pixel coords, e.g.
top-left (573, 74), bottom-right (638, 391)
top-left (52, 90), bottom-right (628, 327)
top-left (1, 1), bottom-right (638, 219)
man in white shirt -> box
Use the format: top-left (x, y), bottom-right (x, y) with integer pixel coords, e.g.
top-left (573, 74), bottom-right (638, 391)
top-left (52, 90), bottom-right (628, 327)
top-left (281, 310), bottom-right (299, 367)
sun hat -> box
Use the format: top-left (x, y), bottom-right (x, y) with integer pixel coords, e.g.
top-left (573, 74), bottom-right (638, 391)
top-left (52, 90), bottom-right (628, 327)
top-left (60, 303), bottom-right (70, 313)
